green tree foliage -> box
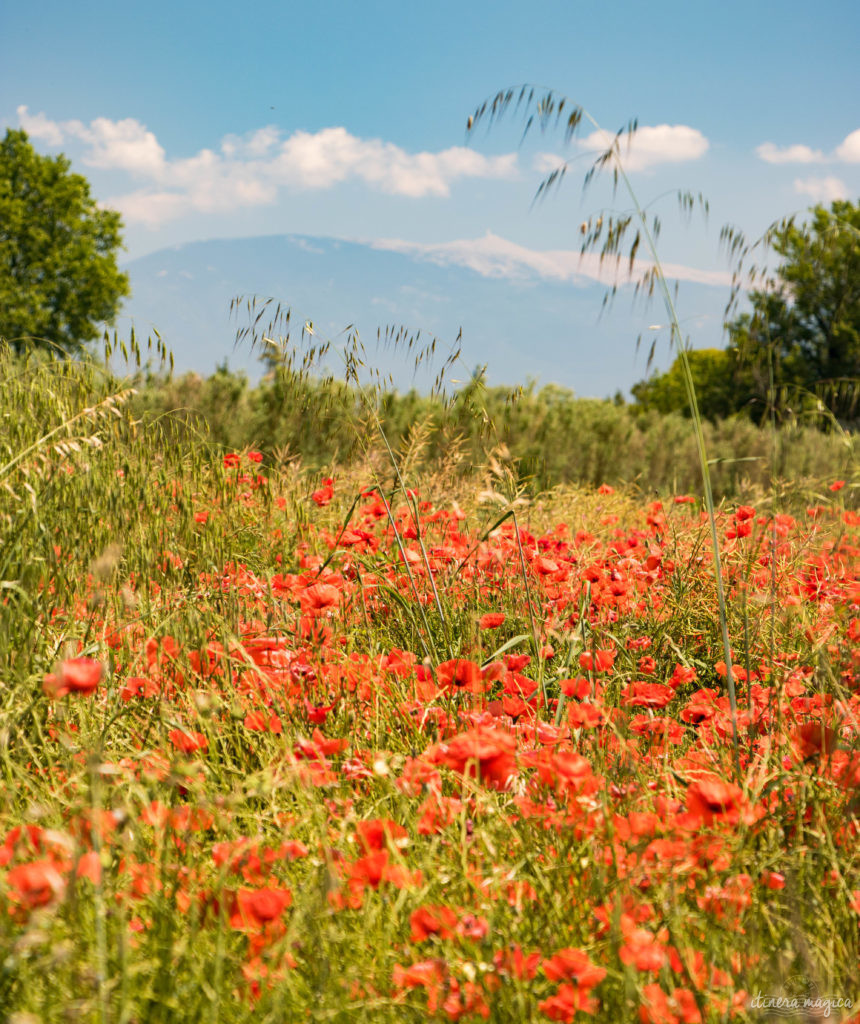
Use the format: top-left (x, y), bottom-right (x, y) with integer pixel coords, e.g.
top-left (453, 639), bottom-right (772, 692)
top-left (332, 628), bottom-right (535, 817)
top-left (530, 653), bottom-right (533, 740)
top-left (633, 199), bottom-right (860, 425)
top-left (727, 198), bottom-right (860, 423)
top-left (0, 129), bottom-right (130, 356)
top-left (631, 348), bottom-right (740, 421)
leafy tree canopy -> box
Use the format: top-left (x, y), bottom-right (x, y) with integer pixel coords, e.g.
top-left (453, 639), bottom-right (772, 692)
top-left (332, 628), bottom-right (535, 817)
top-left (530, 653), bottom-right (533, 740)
top-left (631, 348), bottom-right (739, 422)
top-left (727, 198), bottom-right (859, 423)
top-left (0, 128), bottom-right (130, 356)
top-left (633, 199), bottom-right (860, 425)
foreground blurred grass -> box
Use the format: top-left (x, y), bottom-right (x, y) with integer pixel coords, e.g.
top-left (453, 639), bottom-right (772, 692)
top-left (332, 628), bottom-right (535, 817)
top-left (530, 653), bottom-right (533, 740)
top-left (131, 363), bottom-right (856, 500)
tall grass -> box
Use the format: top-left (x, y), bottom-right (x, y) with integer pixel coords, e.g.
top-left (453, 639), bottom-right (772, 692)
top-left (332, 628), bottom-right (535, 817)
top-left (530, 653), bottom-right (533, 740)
top-left (132, 369), bottom-right (856, 501)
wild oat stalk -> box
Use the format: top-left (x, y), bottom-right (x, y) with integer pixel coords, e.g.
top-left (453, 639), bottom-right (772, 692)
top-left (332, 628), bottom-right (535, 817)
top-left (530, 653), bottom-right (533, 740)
top-left (466, 86), bottom-right (742, 775)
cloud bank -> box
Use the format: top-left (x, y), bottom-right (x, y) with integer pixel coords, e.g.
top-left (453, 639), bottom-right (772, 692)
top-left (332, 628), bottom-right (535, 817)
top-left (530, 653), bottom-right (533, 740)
top-left (16, 106), bottom-right (518, 226)
top-left (756, 128), bottom-right (860, 166)
top-left (535, 124), bottom-right (709, 176)
top-left (371, 232), bottom-right (731, 289)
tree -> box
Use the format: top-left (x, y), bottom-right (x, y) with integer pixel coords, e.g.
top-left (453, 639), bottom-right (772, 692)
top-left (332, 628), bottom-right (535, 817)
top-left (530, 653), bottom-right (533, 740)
top-left (0, 128), bottom-right (130, 356)
top-left (726, 198), bottom-right (860, 423)
top-left (631, 348), bottom-right (741, 422)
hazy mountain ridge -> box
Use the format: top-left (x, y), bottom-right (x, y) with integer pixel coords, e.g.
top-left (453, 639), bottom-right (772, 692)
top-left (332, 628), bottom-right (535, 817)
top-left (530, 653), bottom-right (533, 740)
top-left (121, 233), bottom-right (727, 396)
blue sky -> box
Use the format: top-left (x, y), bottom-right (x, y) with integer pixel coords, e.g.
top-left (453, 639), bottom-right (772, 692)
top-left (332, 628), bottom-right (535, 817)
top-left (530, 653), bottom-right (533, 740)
top-left (2, 0), bottom-right (859, 374)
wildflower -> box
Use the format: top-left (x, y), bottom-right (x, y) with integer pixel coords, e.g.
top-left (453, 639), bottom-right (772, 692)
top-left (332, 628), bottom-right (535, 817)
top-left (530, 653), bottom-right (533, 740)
top-left (426, 726), bottom-right (517, 791)
top-left (312, 477), bottom-right (334, 506)
top-left (436, 658), bottom-right (484, 694)
top-left (43, 657), bottom-right (103, 699)
top-left (168, 729), bottom-right (208, 754)
top-left (410, 904), bottom-right (457, 942)
top-left (6, 859), bottom-right (66, 912)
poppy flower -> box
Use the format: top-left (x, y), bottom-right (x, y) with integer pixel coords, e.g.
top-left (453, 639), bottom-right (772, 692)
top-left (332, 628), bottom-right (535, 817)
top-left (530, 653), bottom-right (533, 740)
top-left (543, 947), bottom-right (606, 988)
top-left (436, 658), bottom-right (484, 694)
top-left (312, 477), bottom-right (334, 506)
top-left (300, 583), bottom-right (341, 613)
top-left (579, 649), bottom-right (615, 673)
top-left (685, 774), bottom-right (754, 827)
top-left (538, 983), bottom-right (600, 1020)
top-left (230, 886), bottom-right (292, 929)
top-left (793, 721), bottom-right (839, 759)
top-left (427, 726), bottom-right (517, 791)
top-left (168, 729), bottom-right (208, 754)
top-left (410, 904), bottom-right (458, 942)
top-left (6, 859), bottom-right (66, 911)
top-left (43, 657), bottom-right (103, 699)
top-left (479, 612), bottom-right (506, 629)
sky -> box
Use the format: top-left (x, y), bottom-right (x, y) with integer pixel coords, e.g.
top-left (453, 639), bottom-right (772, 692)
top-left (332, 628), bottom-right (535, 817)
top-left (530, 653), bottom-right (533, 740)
top-left (2, 0), bottom-right (859, 380)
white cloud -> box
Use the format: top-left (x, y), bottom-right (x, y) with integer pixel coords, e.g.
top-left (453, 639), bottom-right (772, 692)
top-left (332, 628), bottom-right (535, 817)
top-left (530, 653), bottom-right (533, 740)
top-left (100, 189), bottom-right (188, 228)
top-left (371, 232), bottom-right (731, 289)
top-left (16, 105), bottom-right (64, 145)
top-left (755, 128), bottom-right (860, 165)
top-left (578, 124), bottom-right (709, 172)
top-left (15, 107), bottom-right (518, 225)
top-left (835, 128), bottom-right (860, 163)
top-left (756, 142), bottom-right (825, 164)
top-left (533, 152), bottom-right (567, 175)
top-left (793, 176), bottom-right (848, 203)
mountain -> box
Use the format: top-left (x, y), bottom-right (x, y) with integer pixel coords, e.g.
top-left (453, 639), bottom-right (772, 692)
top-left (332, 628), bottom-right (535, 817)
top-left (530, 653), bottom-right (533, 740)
top-left (120, 233), bottom-right (728, 397)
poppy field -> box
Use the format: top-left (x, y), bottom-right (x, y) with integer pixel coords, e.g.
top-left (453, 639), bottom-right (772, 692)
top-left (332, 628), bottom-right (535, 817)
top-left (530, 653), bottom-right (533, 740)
top-left (1, 357), bottom-right (859, 1023)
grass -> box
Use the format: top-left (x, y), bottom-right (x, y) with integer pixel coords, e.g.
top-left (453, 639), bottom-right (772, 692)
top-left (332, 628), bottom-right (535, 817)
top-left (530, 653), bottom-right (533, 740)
top-left (0, 339), bottom-right (858, 1022)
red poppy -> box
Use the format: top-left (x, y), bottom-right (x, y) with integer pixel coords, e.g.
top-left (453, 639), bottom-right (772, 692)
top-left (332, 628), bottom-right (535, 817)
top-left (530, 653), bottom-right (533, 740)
top-left (539, 983), bottom-right (600, 1020)
top-left (230, 886), bottom-right (292, 929)
top-left (43, 657), bottom-right (103, 699)
top-left (6, 859), bottom-right (66, 911)
top-left (409, 904), bottom-right (457, 942)
top-left (685, 774), bottom-right (754, 827)
top-left (168, 729), bottom-right (208, 754)
top-left (312, 477), bottom-right (335, 506)
top-left (436, 658), bottom-right (484, 693)
top-left (427, 726), bottom-right (517, 791)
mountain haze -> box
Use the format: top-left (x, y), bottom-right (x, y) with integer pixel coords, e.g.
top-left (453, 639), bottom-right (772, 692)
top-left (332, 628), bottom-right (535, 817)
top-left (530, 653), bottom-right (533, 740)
top-left (120, 234), bottom-right (728, 396)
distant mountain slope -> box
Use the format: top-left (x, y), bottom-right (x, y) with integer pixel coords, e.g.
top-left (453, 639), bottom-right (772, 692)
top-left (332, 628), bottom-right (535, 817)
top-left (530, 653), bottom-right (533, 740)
top-left (120, 234), bottom-right (727, 396)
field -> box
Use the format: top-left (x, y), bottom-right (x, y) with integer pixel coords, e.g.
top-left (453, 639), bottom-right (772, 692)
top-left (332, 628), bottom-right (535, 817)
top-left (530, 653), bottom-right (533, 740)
top-left (1, 350), bottom-right (859, 1023)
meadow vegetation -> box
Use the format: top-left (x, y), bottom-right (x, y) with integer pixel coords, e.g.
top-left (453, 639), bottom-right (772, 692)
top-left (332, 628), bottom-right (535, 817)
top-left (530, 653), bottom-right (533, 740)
top-left (0, 337), bottom-right (858, 1022)
top-left (132, 364), bottom-right (855, 501)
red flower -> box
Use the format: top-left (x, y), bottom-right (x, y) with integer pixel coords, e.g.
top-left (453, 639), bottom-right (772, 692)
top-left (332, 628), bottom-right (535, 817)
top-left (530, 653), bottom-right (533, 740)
top-left (559, 677), bottom-right (590, 699)
top-left (539, 983), bottom-right (600, 1020)
top-left (6, 859), bottom-right (66, 911)
top-left (479, 612), bottom-right (506, 629)
top-left (543, 948), bottom-right (606, 988)
top-left (169, 729), bottom-right (208, 754)
top-left (300, 583), bottom-right (341, 613)
top-left (436, 658), bottom-right (484, 693)
top-left (793, 721), bottom-right (839, 759)
top-left (43, 657), bottom-right (103, 699)
top-left (685, 774), bottom-right (754, 827)
top-left (621, 681), bottom-right (674, 709)
top-left (312, 477), bottom-right (335, 506)
top-left (427, 726), bottom-right (517, 791)
top-left (355, 818), bottom-right (409, 853)
top-left (231, 886), bottom-right (292, 929)
top-left (410, 904), bottom-right (457, 942)
top-left (579, 649), bottom-right (615, 673)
